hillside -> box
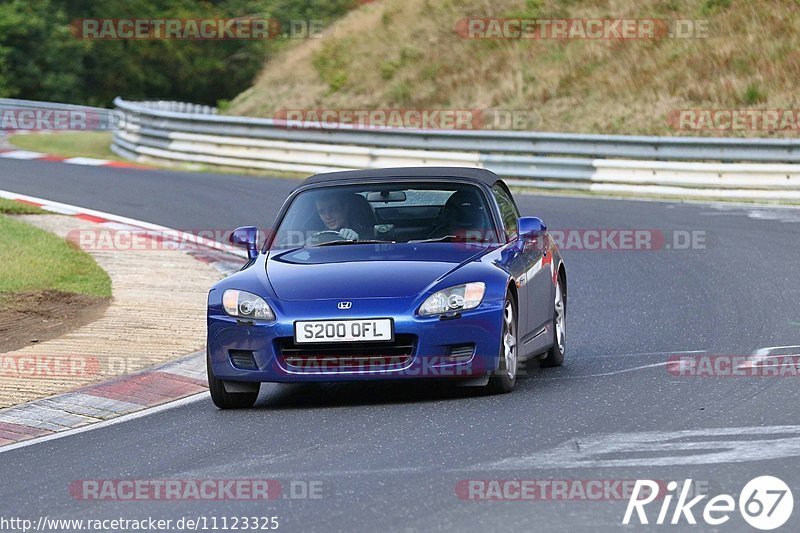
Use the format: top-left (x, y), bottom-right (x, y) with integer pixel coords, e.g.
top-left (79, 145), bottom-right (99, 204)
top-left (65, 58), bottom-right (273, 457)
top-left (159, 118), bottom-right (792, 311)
top-left (228, 0), bottom-right (800, 136)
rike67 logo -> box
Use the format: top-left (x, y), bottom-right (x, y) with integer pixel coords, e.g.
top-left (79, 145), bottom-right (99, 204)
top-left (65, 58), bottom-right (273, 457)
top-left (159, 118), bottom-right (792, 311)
top-left (623, 476), bottom-right (793, 530)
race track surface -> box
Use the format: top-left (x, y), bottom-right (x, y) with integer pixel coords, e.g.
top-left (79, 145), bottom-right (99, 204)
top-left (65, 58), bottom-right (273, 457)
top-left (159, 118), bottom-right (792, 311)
top-left (1, 159), bottom-right (799, 532)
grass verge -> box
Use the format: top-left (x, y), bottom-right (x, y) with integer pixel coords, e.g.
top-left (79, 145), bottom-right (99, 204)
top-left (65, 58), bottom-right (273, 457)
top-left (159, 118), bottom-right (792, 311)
top-left (8, 132), bottom-right (117, 160)
top-left (0, 214), bottom-right (112, 299)
top-left (0, 198), bottom-right (46, 215)
top-left (6, 132), bottom-right (309, 179)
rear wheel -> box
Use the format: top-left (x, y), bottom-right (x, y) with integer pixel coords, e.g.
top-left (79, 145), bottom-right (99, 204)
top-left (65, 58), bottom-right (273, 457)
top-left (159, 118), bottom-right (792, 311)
top-left (207, 351), bottom-right (260, 409)
top-left (540, 277), bottom-right (565, 367)
top-left (487, 295), bottom-right (518, 394)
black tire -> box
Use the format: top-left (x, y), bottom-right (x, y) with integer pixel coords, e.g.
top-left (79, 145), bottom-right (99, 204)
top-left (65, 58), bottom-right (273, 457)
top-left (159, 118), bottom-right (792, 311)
top-left (487, 295), bottom-right (518, 394)
top-left (540, 277), bottom-right (565, 368)
top-left (207, 351), bottom-right (260, 409)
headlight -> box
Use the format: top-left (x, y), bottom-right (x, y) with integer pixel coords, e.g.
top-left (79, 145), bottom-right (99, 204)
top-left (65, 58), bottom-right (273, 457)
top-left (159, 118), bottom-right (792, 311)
top-left (222, 289), bottom-right (275, 321)
top-left (418, 282), bottom-right (486, 316)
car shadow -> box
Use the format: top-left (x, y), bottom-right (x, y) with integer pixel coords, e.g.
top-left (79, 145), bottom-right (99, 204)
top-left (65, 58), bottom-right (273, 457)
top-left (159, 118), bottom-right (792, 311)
top-left (253, 380), bottom-right (486, 410)
top-left (249, 360), bottom-right (560, 410)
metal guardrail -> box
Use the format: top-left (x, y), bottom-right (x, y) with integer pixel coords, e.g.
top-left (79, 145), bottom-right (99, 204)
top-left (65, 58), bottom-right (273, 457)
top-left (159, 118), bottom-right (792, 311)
top-left (3, 97), bottom-right (797, 201)
top-left (121, 100), bottom-right (217, 115)
top-left (110, 98), bottom-right (800, 201)
top-left (112, 98), bottom-right (800, 163)
top-left (0, 98), bottom-right (116, 131)
top-left (0, 98), bottom-right (108, 112)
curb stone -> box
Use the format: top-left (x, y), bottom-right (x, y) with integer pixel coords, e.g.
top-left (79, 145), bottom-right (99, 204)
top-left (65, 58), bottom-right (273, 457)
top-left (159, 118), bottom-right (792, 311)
top-left (0, 352), bottom-right (206, 447)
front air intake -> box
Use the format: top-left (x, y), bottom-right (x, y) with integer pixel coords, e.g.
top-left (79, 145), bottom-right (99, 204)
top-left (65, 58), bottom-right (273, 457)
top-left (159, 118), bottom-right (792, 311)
top-left (229, 350), bottom-right (257, 370)
top-left (448, 344), bottom-right (475, 361)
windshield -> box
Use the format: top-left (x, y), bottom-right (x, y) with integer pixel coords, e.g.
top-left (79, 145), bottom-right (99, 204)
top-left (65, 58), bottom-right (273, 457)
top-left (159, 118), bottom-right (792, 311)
top-left (270, 182), bottom-right (498, 249)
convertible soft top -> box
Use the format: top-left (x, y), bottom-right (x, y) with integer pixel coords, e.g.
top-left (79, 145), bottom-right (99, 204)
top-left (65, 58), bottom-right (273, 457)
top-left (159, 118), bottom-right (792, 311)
top-left (301, 166), bottom-right (503, 187)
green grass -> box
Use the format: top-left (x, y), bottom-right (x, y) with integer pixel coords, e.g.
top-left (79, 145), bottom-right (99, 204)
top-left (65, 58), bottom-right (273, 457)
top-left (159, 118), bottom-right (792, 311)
top-left (0, 198), bottom-right (46, 215)
top-left (312, 39), bottom-right (351, 93)
top-left (8, 132), bottom-right (116, 160)
top-left (0, 214), bottom-right (111, 298)
top-left (229, 0), bottom-right (800, 138)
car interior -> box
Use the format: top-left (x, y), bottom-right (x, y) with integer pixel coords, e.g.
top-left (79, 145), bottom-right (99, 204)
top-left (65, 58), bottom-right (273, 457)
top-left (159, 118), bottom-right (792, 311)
top-left (274, 185), bottom-right (498, 247)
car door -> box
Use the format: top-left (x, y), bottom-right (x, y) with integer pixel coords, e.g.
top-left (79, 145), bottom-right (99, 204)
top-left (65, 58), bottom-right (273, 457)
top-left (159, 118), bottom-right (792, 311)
top-left (492, 185), bottom-right (552, 353)
top-left (490, 185), bottom-right (530, 343)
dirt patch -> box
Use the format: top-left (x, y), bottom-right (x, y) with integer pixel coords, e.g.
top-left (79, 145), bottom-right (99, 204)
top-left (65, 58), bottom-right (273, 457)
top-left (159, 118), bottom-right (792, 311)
top-left (0, 290), bottom-right (110, 354)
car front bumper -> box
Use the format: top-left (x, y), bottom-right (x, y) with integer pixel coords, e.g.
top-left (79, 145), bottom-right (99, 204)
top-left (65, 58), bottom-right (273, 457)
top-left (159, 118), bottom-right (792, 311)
top-left (207, 299), bottom-right (504, 383)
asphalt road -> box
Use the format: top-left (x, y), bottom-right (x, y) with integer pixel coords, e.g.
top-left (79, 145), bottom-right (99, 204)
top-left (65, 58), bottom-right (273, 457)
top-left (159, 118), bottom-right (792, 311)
top-left (1, 159), bottom-right (800, 532)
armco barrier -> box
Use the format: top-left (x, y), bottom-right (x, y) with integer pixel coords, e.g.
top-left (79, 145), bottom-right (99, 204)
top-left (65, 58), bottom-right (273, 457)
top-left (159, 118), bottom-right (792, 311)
top-left (109, 98), bottom-right (800, 201)
top-left (5, 98), bottom-right (800, 201)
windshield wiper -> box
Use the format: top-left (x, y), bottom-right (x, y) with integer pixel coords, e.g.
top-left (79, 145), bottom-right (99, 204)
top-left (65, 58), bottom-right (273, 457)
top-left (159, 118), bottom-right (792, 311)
top-left (308, 239), bottom-right (394, 247)
top-left (409, 235), bottom-right (469, 244)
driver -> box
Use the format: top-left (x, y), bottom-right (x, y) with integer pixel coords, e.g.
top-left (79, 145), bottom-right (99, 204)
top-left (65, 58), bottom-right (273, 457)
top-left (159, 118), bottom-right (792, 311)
top-left (315, 194), bottom-right (361, 240)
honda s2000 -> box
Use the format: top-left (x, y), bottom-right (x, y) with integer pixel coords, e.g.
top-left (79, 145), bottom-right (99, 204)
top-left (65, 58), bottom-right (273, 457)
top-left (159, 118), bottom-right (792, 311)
top-left (207, 167), bottom-right (566, 408)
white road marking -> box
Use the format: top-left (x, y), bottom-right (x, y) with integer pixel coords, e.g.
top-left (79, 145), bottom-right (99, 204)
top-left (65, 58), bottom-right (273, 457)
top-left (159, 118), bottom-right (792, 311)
top-left (747, 210), bottom-right (800, 223)
top-left (538, 361), bottom-right (671, 380)
top-left (740, 345), bottom-right (800, 370)
top-left (0, 150), bottom-right (45, 159)
top-left (0, 189), bottom-right (246, 258)
top-left (35, 204), bottom-right (79, 215)
top-left (63, 157), bottom-right (111, 166)
top-left (701, 204), bottom-right (800, 223)
top-left (580, 349), bottom-right (706, 359)
top-left (753, 345), bottom-right (800, 356)
top-left (474, 425), bottom-right (800, 470)
top-left (0, 392), bottom-right (207, 454)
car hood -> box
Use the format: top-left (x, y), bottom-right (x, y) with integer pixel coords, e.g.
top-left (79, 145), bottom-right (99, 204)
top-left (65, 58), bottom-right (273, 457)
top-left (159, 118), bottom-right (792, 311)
top-left (266, 243), bottom-right (490, 300)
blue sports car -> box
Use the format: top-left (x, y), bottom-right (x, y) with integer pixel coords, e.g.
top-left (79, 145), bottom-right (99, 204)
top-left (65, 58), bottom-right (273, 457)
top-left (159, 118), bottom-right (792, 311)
top-left (207, 167), bottom-right (566, 408)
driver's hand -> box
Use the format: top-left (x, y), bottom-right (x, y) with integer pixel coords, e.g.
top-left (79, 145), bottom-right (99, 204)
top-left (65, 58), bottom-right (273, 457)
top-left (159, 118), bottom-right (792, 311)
top-left (339, 228), bottom-right (359, 240)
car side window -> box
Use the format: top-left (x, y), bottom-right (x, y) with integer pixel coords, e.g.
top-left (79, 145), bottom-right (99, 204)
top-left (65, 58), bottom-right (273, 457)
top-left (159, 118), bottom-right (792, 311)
top-left (491, 185), bottom-right (518, 242)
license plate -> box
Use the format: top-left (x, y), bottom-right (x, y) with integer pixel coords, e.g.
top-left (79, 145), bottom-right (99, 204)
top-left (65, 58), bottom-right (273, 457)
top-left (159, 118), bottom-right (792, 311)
top-left (294, 319), bottom-right (393, 344)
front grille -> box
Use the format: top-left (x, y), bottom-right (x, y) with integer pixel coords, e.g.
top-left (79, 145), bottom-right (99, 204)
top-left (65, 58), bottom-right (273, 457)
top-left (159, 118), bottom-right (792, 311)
top-left (229, 349), bottom-right (257, 370)
top-left (278, 334), bottom-right (416, 372)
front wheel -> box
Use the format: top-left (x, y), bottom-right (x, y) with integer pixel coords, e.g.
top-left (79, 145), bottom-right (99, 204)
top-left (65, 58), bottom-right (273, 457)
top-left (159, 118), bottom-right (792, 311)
top-left (207, 351), bottom-right (260, 409)
top-left (486, 296), bottom-right (518, 394)
top-left (540, 277), bottom-right (565, 367)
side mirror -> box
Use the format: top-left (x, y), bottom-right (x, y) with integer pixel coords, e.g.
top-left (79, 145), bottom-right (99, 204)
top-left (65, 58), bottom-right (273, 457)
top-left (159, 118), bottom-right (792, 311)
top-left (230, 226), bottom-right (259, 260)
top-left (518, 217), bottom-right (547, 241)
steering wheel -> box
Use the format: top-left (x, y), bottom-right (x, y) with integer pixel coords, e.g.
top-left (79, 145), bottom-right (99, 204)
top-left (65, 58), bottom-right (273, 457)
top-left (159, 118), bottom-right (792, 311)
top-left (305, 230), bottom-right (342, 245)
top-left (426, 222), bottom-right (450, 240)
